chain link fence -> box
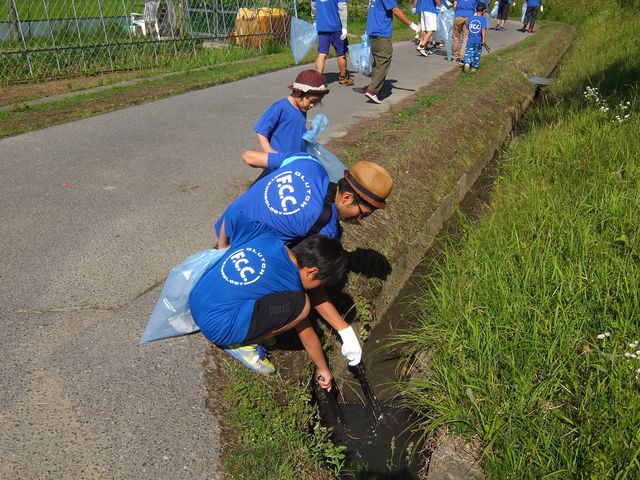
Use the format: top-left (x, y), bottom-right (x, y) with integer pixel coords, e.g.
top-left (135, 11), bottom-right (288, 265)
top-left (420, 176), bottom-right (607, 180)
top-left (1, 0), bottom-right (297, 84)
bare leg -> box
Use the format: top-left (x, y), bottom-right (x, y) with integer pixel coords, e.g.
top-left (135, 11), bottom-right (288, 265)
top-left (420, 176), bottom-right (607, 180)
top-left (315, 53), bottom-right (327, 74)
top-left (337, 54), bottom-right (347, 76)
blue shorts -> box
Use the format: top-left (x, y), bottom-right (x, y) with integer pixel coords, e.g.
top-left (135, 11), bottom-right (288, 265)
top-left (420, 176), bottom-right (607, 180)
top-left (317, 31), bottom-right (348, 56)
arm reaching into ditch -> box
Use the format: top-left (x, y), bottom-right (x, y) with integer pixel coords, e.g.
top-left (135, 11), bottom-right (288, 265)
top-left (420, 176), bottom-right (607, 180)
top-left (296, 318), bottom-right (333, 391)
top-left (308, 286), bottom-right (363, 366)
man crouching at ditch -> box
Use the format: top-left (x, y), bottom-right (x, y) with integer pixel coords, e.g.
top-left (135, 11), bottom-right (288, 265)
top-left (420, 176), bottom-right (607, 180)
top-left (189, 210), bottom-right (347, 390)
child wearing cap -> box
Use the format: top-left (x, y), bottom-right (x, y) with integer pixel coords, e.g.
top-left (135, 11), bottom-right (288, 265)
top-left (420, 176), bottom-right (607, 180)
top-left (254, 70), bottom-right (330, 153)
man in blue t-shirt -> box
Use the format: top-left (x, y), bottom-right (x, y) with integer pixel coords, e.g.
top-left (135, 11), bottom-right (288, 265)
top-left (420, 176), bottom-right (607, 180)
top-left (452, 0), bottom-right (477, 62)
top-left (190, 210), bottom-right (346, 389)
top-left (312, 0), bottom-right (354, 86)
top-left (519, 0), bottom-right (542, 32)
top-left (364, 0), bottom-right (420, 104)
top-left (214, 150), bottom-right (394, 368)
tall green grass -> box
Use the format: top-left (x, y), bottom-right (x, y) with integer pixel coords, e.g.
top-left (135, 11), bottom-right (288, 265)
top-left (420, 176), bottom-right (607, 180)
top-left (402, 1), bottom-right (640, 477)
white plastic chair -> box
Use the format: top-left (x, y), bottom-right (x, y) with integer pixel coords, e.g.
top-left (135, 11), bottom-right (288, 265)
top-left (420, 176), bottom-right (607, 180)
top-left (130, 1), bottom-right (160, 38)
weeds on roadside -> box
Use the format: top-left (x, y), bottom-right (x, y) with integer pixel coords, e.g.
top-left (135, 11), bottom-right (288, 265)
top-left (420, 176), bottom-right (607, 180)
top-left (222, 364), bottom-right (344, 480)
top-left (399, 1), bottom-right (640, 478)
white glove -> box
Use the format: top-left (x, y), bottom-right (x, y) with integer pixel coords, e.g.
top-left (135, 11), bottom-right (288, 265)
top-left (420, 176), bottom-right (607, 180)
top-left (444, 0), bottom-right (453, 5)
top-left (340, 28), bottom-right (348, 40)
top-left (411, 7), bottom-right (417, 14)
top-left (409, 22), bottom-right (420, 33)
top-left (338, 326), bottom-right (362, 366)
top-left (540, 4), bottom-right (544, 11)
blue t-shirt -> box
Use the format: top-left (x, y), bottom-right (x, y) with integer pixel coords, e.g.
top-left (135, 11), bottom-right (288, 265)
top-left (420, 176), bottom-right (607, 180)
top-left (526, 0), bottom-right (540, 6)
top-left (191, 212), bottom-right (303, 346)
top-left (314, 0), bottom-right (343, 32)
top-left (215, 152), bottom-right (340, 245)
top-left (365, 0), bottom-right (398, 38)
top-left (466, 14), bottom-right (486, 43)
top-left (417, 0), bottom-right (437, 14)
top-left (254, 97), bottom-right (307, 153)
top-left (455, 0), bottom-right (477, 18)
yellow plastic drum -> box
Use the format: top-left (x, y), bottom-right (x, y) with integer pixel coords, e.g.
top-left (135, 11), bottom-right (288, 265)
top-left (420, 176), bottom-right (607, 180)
top-left (234, 8), bottom-right (290, 49)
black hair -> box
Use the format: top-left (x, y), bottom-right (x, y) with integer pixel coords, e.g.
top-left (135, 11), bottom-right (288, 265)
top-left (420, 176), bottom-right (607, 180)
top-left (292, 235), bottom-right (347, 286)
top-left (476, 2), bottom-right (486, 11)
top-left (290, 90), bottom-right (327, 104)
top-left (336, 178), bottom-right (375, 210)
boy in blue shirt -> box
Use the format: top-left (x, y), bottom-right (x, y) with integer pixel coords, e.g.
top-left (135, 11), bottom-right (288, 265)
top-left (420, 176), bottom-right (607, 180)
top-left (311, 0), bottom-right (354, 86)
top-left (364, 0), bottom-right (420, 104)
top-left (214, 150), bottom-right (394, 368)
top-left (190, 210), bottom-right (347, 389)
top-left (463, 2), bottom-right (487, 71)
top-left (519, 0), bottom-right (541, 33)
top-left (254, 70), bottom-right (329, 153)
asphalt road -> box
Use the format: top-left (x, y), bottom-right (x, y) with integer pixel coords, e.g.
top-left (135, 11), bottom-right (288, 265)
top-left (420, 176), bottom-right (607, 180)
top-left (0, 22), bottom-right (527, 479)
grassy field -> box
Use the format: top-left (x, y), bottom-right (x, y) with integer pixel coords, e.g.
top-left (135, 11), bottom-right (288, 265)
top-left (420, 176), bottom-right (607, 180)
top-left (401, 0), bottom-right (640, 477)
top-left (1, 0), bottom-right (133, 22)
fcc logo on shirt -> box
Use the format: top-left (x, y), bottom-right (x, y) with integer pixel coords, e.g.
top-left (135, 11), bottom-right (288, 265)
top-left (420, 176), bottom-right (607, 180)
top-left (221, 247), bottom-right (266, 286)
top-left (263, 170), bottom-right (312, 215)
top-left (469, 20), bottom-right (482, 34)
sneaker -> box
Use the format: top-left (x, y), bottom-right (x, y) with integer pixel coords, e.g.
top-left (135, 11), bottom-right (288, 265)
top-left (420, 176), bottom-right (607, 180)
top-left (463, 63), bottom-right (470, 72)
top-left (365, 90), bottom-right (382, 104)
top-left (416, 44), bottom-right (425, 51)
top-left (418, 47), bottom-right (430, 57)
top-left (471, 67), bottom-right (477, 72)
top-left (527, 29), bottom-right (535, 33)
top-left (338, 74), bottom-right (354, 86)
top-left (223, 344), bottom-right (275, 374)
top-left (518, 27), bottom-right (527, 32)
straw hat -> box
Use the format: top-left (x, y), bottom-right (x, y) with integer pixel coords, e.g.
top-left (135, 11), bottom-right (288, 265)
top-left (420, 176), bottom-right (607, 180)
top-left (344, 161), bottom-right (393, 209)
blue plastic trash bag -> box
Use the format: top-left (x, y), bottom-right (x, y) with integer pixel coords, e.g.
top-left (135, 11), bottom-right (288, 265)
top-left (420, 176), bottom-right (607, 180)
top-left (301, 114), bottom-right (347, 182)
top-left (348, 34), bottom-right (373, 76)
top-left (303, 113), bottom-right (329, 142)
top-left (490, 1), bottom-right (499, 18)
top-left (435, 9), bottom-right (454, 61)
top-left (306, 143), bottom-right (347, 182)
top-left (290, 17), bottom-right (317, 64)
top-left (140, 249), bottom-right (226, 344)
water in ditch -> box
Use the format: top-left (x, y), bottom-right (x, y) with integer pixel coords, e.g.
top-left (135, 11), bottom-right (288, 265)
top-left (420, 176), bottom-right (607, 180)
top-left (316, 151), bottom-right (502, 479)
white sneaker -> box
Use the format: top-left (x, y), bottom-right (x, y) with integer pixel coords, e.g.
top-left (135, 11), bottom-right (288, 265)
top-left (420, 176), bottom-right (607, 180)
top-left (418, 47), bottom-right (430, 57)
top-left (365, 90), bottom-right (382, 104)
top-left (463, 63), bottom-right (470, 71)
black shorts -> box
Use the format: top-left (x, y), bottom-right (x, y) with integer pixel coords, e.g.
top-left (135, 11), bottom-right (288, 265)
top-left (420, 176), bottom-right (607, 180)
top-left (243, 291), bottom-right (306, 342)
top-left (497, 0), bottom-right (510, 20)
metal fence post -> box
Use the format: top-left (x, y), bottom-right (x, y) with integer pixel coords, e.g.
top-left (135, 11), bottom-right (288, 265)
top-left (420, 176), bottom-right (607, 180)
top-left (6, 0), bottom-right (20, 41)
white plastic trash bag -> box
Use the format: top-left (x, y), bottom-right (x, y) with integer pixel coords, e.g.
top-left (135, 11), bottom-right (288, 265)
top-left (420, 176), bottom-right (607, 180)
top-left (348, 34), bottom-right (373, 76)
top-left (140, 249), bottom-right (226, 344)
top-left (521, 2), bottom-right (527, 22)
top-left (490, 1), bottom-right (499, 18)
top-left (303, 114), bottom-right (347, 182)
top-left (435, 9), bottom-right (455, 61)
top-left (290, 17), bottom-right (317, 64)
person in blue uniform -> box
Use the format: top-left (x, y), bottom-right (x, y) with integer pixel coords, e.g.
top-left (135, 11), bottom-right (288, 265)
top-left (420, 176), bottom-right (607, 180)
top-left (191, 210), bottom-right (347, 389)
top-left (214, 150), bottom-right (395, 369)
top-left (254, 70), bottom-right (329, 153)
top-left (311, 0), bottom-right (354, 85)
top-left (463, 2), bottom-right (487, 71)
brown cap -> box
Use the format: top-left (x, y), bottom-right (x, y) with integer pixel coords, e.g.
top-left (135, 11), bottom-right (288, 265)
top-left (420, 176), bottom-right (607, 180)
top-left (344, 161), bottom-right (393, 210)
top-left (288, 70), bottom-right (330, 94)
